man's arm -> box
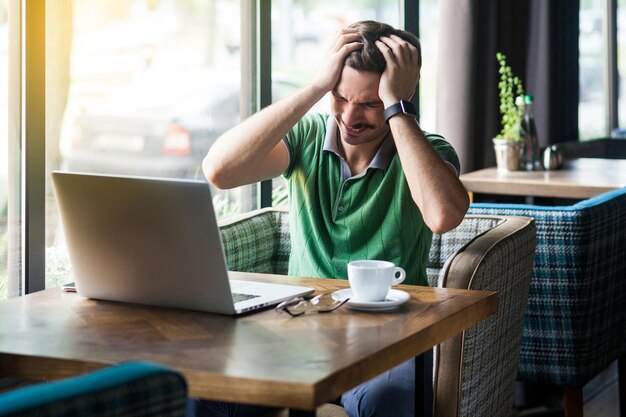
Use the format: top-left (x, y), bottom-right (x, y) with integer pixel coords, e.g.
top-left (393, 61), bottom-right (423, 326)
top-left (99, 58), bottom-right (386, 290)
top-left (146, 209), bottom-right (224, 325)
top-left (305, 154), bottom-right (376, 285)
top-left (387, 118), bottom-right (469, 234)
top-left (204, 30), bottom-right (363, 189)
top-left (376, 35), bottom-right (469, 234)
top-left (203, 85), bottom-right (323, 189)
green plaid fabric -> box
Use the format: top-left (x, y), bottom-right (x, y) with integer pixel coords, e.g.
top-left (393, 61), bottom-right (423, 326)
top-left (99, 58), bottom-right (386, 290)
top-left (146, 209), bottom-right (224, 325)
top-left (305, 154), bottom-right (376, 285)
top-left (0, 362), bottom-right (187, 417)
top-left (221, 210), bottom-right (505, 284)
top-left (469, 188), bottom-right (626, 386)
top-left (219, 210), bottom-right (290, 275)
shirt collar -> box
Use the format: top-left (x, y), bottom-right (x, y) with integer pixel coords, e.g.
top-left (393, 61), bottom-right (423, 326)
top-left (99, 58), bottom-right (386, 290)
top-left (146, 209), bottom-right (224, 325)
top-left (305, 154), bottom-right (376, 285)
top-left (322, 115), bottom-right (396, 171)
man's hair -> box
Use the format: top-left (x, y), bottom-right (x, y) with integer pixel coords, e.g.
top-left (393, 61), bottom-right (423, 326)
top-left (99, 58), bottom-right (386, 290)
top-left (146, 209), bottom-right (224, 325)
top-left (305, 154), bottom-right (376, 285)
top-left (345, 21), bottom-right (422, 73)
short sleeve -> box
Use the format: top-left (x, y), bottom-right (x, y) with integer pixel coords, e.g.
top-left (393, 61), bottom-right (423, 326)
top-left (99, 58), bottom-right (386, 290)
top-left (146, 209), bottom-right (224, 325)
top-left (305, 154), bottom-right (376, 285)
top-left (424, 132), bottom-right (461, 175)
top-left (283, 113), bottom-right (328, 179)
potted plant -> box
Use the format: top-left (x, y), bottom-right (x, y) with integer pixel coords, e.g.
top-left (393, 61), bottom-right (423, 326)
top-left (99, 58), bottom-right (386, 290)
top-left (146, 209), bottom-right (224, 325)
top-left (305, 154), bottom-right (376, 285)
top-left (493, 52), bottom-right (525, 171)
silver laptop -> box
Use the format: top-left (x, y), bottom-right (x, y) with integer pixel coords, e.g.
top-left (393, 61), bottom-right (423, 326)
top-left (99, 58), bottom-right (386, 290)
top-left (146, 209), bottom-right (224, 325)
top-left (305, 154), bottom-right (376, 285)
top-left (51, 171), bottom-right (314, 315)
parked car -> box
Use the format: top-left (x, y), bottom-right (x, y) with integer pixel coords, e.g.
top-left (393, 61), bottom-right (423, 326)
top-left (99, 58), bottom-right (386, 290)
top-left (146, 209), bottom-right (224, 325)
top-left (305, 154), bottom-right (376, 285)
top-left (63, 70), bottom-right (300, 179)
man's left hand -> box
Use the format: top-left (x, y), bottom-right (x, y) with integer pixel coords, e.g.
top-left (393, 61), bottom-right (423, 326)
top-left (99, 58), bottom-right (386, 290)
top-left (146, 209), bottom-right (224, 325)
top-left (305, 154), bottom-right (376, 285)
top-left (375, 35), bottom-right (420, 107)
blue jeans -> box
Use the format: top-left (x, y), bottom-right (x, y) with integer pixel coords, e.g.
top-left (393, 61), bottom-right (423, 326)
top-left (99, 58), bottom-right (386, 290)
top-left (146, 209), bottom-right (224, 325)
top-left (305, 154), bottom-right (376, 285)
top-left (187, 350), bottom-right (433, 417)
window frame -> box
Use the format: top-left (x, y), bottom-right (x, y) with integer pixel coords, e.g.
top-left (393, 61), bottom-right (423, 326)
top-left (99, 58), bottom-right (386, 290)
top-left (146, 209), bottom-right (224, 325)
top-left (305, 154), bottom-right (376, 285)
top-left (605, 0), bottom-right (618, 132)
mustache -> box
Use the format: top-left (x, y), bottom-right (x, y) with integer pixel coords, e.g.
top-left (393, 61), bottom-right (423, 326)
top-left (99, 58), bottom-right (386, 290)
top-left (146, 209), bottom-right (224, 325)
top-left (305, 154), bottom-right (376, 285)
top-left (333, 114), bottom-right (375, 130)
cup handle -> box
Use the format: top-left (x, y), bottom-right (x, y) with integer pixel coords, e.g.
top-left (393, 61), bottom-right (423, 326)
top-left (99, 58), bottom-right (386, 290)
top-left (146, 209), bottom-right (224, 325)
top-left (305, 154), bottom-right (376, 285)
top-left (392, 267), bottom-right (406, 285)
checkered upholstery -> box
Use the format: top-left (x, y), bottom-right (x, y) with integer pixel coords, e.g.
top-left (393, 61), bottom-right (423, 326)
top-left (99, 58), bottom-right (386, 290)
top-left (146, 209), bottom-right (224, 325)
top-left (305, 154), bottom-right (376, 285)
top-left (427, 216), bottom-right (504, 286)
top-left (0, 362), bottom-right (187, 417)
top-left (220, 209), bottom-right (536, 417)
top-left (468, 187), bottom-right (626, 386)
top-left (432, 216), bottom-right (535, 417)
top-left (219, 208), bottom-right (290, 275)
top-left (220, 209), bottom-right (513, 281)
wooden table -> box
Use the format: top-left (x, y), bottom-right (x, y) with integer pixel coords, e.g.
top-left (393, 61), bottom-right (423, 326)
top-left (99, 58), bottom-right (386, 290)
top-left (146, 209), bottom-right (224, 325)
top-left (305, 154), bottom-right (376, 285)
top-left (460, 158), bottom-right (626, 199)
top-left (0, 272), bottom-right (497, 414)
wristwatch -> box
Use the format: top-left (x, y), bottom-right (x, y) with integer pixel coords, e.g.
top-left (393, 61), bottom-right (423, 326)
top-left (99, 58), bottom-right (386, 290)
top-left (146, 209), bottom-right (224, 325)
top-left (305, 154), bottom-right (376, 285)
top-left (383, 100), bottom-right (417, 123)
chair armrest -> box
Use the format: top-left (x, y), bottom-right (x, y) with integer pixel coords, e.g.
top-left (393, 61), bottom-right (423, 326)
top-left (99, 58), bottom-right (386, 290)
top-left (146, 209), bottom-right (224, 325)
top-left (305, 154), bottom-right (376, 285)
top-left (440, 216), bottom-right (534, 288)
top-left (428, 216), bottom-right (504, 287)
top-left (433, 215), bottom-right (536, 417)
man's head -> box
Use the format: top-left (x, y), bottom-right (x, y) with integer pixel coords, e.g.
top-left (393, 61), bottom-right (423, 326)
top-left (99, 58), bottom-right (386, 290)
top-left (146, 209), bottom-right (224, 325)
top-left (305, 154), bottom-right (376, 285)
top-left (344, 21), bottom-right (422, 73)
top-left (330, 21), bottom-right (421, 149)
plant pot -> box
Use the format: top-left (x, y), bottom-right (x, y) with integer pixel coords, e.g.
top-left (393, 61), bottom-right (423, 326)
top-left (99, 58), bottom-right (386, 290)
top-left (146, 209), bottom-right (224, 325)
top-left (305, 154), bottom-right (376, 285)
top-left (493, 138), bottom-right (523, 171)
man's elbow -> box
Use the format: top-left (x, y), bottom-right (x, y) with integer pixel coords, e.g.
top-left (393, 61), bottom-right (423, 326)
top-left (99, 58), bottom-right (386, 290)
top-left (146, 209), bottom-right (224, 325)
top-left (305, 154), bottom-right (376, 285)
top-left (427, 217), bottom-right (458, 235)
top-left (426, 197), bottom-right (470, 234)
top-left (203, 155), bottom-right (233, 190)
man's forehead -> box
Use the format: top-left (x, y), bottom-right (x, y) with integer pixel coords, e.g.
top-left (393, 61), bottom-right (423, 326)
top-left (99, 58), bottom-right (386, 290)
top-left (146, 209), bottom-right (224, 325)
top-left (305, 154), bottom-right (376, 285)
top-left (334, 67), bottom-right (382, 103)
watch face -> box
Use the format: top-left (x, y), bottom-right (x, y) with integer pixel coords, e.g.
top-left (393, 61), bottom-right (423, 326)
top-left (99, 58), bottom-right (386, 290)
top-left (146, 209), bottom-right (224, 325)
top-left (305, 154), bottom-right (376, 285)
top-left (399, 100), bottom-right (417, 117)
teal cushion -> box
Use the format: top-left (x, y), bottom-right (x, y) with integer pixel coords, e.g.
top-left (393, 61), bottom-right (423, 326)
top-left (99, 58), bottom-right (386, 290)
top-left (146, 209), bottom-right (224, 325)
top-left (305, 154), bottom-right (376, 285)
top-left (0, 362), bottom-right (187, 417)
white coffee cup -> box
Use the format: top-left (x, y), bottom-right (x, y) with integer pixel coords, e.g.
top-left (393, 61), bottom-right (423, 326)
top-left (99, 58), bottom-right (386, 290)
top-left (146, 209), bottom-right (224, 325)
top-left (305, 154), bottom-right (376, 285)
top-left (347, 260), bottom-right (406, 302)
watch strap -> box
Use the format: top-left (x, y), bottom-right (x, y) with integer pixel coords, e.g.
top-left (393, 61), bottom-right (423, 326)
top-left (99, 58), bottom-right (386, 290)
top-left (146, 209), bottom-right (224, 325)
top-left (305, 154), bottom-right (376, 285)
top-left (383, 100), bottom-right (417, 123)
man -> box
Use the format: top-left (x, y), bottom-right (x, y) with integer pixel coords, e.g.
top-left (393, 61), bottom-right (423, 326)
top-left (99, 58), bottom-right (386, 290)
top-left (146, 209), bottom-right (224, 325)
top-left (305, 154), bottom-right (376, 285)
top-left (194, 20), bottom-right (469, 417)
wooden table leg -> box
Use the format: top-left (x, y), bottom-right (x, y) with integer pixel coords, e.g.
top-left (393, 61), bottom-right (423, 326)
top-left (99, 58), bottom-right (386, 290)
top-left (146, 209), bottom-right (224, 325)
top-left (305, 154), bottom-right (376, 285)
top-left (416, 350), bottom-right (433, 417)
top-left (563, 386), bottom-right (583, 417)
top-left (415, 354), bottom-right (425, 417)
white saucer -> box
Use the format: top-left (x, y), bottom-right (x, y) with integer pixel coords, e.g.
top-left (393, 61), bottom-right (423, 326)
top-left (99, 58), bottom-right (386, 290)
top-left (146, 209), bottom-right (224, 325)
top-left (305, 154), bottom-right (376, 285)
top-left (332, 288), bottom-right (410, 312)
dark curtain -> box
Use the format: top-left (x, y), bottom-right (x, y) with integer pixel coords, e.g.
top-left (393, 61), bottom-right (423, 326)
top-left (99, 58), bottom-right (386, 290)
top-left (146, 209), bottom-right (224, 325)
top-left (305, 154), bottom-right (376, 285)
top-left (436, 0), bottom-right (579, 173)
top-left (526, 2), bottom-right (580, 146)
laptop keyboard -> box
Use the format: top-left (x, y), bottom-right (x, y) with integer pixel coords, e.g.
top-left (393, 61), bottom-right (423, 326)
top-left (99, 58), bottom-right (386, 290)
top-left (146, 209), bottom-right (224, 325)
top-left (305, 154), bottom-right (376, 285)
top-left (232, 292), bottom-right (261, 304)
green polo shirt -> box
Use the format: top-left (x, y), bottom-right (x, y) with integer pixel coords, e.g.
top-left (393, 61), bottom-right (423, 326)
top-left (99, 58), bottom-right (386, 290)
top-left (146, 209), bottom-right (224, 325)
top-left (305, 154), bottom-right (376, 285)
top-left (283, 113), bottom-right (460, 286)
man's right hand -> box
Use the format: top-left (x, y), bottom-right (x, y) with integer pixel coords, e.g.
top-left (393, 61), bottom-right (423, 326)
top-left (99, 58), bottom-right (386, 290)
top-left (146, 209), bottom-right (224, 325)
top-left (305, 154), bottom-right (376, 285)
top-left (312, 28), bottom-right (363, 92)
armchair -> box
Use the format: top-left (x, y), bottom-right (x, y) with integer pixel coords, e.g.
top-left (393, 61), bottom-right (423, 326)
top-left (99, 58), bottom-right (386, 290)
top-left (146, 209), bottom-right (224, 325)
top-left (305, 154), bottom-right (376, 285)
top-left (430, 215), bottom-right (535, 417)
top-left (469, 187), bottom-right (626, 416)
top-left (0, 361), bottom-right (187, 417)
top-left (219, 209), bottom-right (536, 417)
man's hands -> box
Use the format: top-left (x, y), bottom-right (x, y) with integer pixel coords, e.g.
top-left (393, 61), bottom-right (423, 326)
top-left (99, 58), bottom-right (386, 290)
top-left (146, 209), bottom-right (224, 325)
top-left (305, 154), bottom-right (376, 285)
top-left (375, 35), bottom-right (420, 107)
top-left (312, 29), bottom-right (419, 105)
top-left (312, 28), bottom-right (363, 93)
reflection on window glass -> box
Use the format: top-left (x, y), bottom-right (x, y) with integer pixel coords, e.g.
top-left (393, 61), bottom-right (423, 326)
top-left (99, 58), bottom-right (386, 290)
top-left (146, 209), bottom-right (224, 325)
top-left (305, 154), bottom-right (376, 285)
top-left (419, 0), bottom-right (438, 132)
top-left (579, 0), bottom-right (607, 139)
top-left (0, 0), bottom-right (8, 299)
top-left (270, 0), bottom-right (401, 205)
top-left (45, 0), bottom-right (245, 288)
top-left (618, 0), bottom-right (626, 131)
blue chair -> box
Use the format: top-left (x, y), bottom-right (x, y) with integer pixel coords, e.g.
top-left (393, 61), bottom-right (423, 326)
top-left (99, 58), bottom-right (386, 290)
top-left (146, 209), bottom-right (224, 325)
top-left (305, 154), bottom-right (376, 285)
top-left (468, 187), bottom-right (626, 416)
top-left (0, 361), bottom-right (187, 417)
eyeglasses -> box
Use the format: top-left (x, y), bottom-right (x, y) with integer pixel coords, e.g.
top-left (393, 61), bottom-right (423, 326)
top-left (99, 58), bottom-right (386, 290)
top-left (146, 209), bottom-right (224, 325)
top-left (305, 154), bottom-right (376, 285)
top-left (275, 293), bottom-right (349, 317)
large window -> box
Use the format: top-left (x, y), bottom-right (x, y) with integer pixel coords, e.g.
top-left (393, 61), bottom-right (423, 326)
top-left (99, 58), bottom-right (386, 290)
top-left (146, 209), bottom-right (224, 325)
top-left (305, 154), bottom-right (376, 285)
top-left (0, 0), bottom-right (20, 300)
top-left (418, 0), bottom-right (439, 132)
top-left (10, 0), bottom-right (430, 294)
top-left (0, 0), bottom-right (8, 298)
top-left (580, 0), bottom-right (607, 139)
top-left (619, 0), bottom-right (626, 130)
top-left (579, 0), bottom-right (626, 139)
top-left (45, 1), bottom-right (248, 288)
